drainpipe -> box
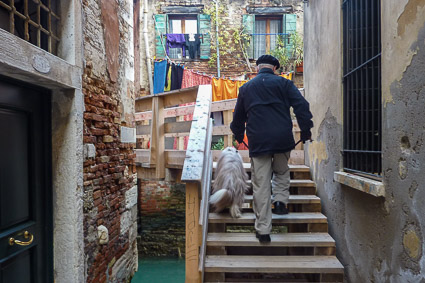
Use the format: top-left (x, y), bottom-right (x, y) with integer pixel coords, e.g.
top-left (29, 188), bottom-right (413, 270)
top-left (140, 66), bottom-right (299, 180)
top-left (215, 0), bottom-right (220, 77)
top-left (143, 0), bottom-right (154, 95)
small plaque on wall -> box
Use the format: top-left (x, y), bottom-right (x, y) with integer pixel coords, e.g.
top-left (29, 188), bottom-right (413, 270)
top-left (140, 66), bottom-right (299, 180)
top-left (120, 126), bottom-right (136, 143)
top-left (32, 55), bottom-right (51, 74)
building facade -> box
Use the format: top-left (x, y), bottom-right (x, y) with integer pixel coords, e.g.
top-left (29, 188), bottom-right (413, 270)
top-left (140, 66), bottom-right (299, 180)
top-left (304, 0), bottom-right (425, 281)
top-left (139, 0), bottom-right (305, 96)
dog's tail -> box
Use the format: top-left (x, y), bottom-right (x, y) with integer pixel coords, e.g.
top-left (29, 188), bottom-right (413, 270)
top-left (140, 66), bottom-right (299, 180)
top-left (209, 189), bottom-right (232, 213)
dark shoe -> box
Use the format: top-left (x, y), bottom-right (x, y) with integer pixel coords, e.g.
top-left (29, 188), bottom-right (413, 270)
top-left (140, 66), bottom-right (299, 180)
top-left (272, 201), bottom-right (289, 215)
top-left (255, 231), bottom-right (271, 243)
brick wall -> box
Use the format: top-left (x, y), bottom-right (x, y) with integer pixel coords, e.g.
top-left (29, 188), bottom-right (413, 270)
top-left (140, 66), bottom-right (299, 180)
top-left (82, 0), bottom-right (138, 282)
top-left (138, 180), bottom-right (186, 257)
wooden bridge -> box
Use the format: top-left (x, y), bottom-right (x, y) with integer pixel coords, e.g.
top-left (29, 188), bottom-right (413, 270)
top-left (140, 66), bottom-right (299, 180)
top-left (135, 85), bottom-right (344, 282)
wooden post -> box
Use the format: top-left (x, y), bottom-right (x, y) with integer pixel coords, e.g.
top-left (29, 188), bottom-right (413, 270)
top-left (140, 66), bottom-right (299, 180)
top-left (150, 96), bottom-right (165, 178)
top-left (177, 116), bottom-right (185, 150)
top-left (185, 182), bottom-right (201, 283)
top-left (222, 109), bottom-right (233, 147)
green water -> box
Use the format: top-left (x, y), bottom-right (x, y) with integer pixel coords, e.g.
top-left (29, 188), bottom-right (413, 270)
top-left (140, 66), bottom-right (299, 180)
top-left (132, 257), bottom-right (185, 283)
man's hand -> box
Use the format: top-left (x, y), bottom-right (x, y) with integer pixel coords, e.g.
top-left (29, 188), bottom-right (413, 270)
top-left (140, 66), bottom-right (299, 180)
top-left (234, 135), bottom-right (244, 144)
top-left (301, 130), bottom-right (312, 143)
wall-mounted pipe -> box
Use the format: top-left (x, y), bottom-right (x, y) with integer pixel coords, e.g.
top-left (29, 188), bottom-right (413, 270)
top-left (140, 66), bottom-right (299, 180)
top-left (143, 0), bottom-right (154, 95)
top-left (215, 0), bottom-right (220, 77)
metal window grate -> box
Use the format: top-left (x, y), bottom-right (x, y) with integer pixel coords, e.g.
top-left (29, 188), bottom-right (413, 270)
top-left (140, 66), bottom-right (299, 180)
top-left (0, 0), bottom-right (60, 55)
top-left (342, 0), bottom-right (382, 178)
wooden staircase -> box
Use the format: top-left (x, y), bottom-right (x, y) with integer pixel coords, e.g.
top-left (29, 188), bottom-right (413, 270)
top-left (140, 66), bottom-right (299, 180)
top-left (204, 163), bottom-right (344, 282)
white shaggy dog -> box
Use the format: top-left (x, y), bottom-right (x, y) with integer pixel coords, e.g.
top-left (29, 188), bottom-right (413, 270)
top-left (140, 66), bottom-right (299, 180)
top-left (210, 147), bottom-right (248, 218)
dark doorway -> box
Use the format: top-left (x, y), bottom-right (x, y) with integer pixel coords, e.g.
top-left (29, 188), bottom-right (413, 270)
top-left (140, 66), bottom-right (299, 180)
top-left (0, 77), bottom-right (52, 282)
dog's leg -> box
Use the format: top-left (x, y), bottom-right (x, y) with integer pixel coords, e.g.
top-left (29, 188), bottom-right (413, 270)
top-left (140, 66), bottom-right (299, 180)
top-left (230, 204), bottom-right (241, 218)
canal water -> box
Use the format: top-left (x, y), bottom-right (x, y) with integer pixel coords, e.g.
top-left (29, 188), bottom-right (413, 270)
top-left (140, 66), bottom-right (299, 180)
top-left (132, 257), bottom-right (185, 283)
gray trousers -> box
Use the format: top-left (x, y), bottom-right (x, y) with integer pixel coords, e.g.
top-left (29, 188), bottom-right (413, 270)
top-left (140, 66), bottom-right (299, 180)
top-left (251, 152), bottom-right (291, 235)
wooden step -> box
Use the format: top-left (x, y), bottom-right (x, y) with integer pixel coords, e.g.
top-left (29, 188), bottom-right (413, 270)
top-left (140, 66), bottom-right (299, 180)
top-left (209, 212), bottom-right (327, 224)
top-left (213, 163), bottom-right (310, 173)
top-left (243, 179), bottom-right (315, 187)
top-left (211, 179), bottom-right (315, 188)
top-left (204, 255), bottom-right (344, 274)
top-left (207, 233), bottom-right (335, 247)
top-left (244, 195), bottom-right (320, 204)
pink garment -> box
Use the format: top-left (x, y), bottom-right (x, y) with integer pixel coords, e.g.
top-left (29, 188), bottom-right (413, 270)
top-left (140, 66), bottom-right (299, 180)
top-left (174, 70), bottom-right (212, 150)
top-left (181, 69), bottom-right (212, 89)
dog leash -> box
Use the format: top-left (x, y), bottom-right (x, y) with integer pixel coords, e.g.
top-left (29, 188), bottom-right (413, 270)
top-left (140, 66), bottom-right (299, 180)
top-left (295, 139), bottom-right (314, 146)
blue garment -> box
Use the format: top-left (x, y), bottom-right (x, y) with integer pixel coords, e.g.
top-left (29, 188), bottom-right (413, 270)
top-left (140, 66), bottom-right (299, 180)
top-left (153, 60), bottom-right (167, 94)
top-left (166, 34), bottom-right (186, 57)
top-left (230, 68), bottom-right (313, 157)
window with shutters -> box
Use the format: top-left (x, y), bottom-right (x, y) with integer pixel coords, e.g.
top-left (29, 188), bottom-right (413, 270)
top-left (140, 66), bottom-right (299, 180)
top-left (154, 14), bottom-right (211, 60)
top-left (0, 0), bottom-right (60, 55)
top-left (168, 15), bottom-right (198, 59)
top-left (253, 16), bottom-right (282, 59)
top-left (243, 14), bottom-right (296, 60)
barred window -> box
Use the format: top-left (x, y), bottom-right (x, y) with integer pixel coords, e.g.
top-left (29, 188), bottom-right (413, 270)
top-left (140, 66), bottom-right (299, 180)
top-left (342, 0), bottom-right (382, 178)
top-left (0, 0), bottom-right (60, 55)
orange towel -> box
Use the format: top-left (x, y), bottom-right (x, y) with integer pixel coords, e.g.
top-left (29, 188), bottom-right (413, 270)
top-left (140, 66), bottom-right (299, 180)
top-left (213, 78), bottom-right (247, 101)
top-left (280, 72), bottom-right (293, 80)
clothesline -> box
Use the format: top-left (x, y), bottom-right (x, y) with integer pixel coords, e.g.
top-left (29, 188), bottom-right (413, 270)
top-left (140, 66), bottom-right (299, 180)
top-left (249, 33), bottom-right (291, 35)
top-left (154, 57), bottom-right (256, 81)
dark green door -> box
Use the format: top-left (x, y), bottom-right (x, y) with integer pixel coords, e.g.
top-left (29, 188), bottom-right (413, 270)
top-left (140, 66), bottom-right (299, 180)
top-left (0, 78), bottom-right (52, 283)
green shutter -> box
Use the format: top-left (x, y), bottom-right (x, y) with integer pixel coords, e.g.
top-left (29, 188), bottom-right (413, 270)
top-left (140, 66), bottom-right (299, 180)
top-left (242, 14), bottom-right (255, 59)
top-left (199, 14), bottom-right (211, 59)
top-left (154, 14), bottom-right (167, 59)
top-left (284, 14), bottom-right (297, 58)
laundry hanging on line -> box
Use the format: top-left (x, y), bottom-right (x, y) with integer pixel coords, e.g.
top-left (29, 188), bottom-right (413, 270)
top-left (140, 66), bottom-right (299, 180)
top-left (184, 34), bottom-right (201, 59)
top-left (153, 60), bottom-right (167, 94)
top-left (171, 63), bottom-right (184, 90)
top-left (164, 63), bottom-right (172, 92)
top-left (212, 78), bottom-right (247, 102)
top-left (166, 34), bottom-right (186, 57)
top-left (280, 72), bottom-right (293, 80)
top-left (181, 69), bottom-right (212, 89)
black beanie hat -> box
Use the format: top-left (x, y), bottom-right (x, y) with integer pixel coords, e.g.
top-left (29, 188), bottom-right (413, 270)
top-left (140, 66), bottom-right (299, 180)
top-left (256, 55), bottom-right (280, 69)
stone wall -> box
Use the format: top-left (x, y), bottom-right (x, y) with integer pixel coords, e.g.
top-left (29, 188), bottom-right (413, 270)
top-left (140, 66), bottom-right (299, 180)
top-left (82, 0), bottom-right (138, 282)
top-left (138, 0), bottom-right (304, 96)
top-left (138, 180), bottom-right (186, 257)
top-left (304, 0), bottom-right (425, 282)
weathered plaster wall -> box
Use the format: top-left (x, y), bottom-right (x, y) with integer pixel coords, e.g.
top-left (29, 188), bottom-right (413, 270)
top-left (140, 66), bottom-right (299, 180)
top-left (0, 1), bottom-right (86, 281)
top-left (304, 0), bottom-right (425, 282)
top-left (82, 0), bottom-right (138, 281)
top-left (138, 0), bottom-right (304, 96)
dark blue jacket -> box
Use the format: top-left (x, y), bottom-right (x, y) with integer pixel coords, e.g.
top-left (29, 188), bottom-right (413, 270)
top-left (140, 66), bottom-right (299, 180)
top-left (230, 68), bottom-right (313, 157)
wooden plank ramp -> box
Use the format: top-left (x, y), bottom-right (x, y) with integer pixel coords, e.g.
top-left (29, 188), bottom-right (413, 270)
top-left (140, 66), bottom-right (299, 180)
top-left (207, 233), bottom-right (335, 247)
top-left (204, 255), bottom-right (344, 273)
top-left (244, 195), bottom-right (320, 204)
top-left (209, 212), bottom-right (328, 224)
top-left (213, 162), bottom-right (310, 173)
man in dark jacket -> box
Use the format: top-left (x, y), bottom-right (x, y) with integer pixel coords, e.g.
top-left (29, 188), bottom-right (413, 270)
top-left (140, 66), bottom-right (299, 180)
top-left (230, 55), bottom-right (313, 243)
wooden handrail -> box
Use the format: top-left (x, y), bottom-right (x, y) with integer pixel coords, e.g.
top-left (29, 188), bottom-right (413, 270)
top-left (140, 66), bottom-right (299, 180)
top-left (135, 91), bottom-right (303, 169)
top-left (135, 86), bottom-right (200, 177)
top-left (181, 85), bottom-right (213, 283)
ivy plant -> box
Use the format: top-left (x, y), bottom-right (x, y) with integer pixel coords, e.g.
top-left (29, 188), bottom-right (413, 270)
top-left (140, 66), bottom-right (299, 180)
top-left (203, 0), bottom-right (252, 72)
